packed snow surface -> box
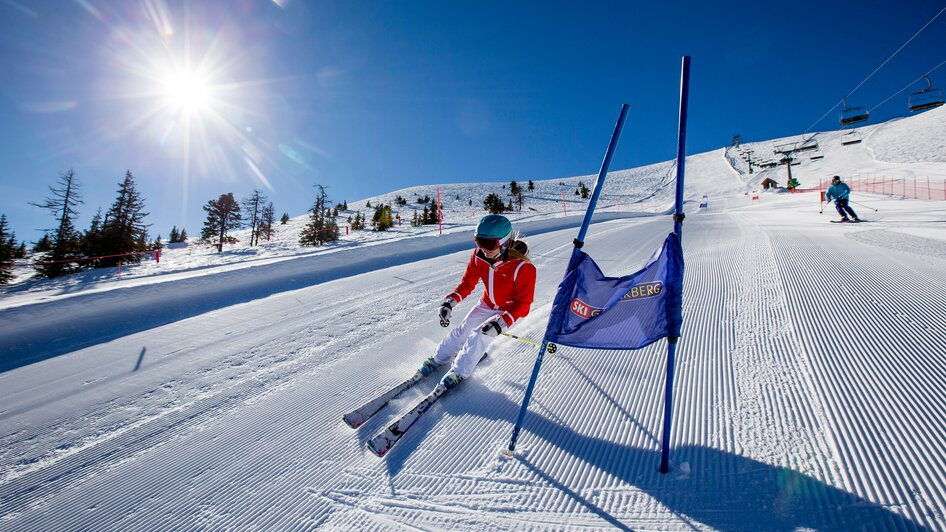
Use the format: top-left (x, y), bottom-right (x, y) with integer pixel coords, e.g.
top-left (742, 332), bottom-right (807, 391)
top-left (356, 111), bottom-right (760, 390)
top-left (1, 107), bottom-right (945, 530)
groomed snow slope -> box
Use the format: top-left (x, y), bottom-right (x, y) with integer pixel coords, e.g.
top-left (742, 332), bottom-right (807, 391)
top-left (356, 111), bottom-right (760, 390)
top-left (1, 108), bottom-right (946, 530)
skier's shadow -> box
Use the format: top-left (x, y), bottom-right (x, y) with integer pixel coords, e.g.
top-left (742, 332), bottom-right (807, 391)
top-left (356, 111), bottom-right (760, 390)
top-left (382, 384), bottom-right (929, 531)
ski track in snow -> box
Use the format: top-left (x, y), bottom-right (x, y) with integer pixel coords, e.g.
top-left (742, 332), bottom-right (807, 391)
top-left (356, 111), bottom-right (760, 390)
top-left (2, 109), bottom-right (946, 530)
top-left (4, 207), bottom-right (944, 530)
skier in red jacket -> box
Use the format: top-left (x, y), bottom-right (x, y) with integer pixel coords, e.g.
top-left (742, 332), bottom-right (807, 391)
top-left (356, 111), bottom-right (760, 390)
top-left (419, 214), bottom-right (536, 390)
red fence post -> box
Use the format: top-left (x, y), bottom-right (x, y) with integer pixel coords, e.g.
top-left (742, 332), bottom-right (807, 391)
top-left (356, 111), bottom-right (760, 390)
top-left (155, 249), bottom-right (160, 263)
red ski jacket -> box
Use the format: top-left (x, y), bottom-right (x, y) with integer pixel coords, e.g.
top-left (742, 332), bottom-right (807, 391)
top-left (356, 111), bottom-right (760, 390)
top-left (447, 250), bottom-right (536, 327)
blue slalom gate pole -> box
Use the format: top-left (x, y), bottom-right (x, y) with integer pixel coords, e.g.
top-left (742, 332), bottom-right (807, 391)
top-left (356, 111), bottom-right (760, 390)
top-left (506, 103), bottom-right (630, 455)
top-left (660, 55), bottom-right (691, 474)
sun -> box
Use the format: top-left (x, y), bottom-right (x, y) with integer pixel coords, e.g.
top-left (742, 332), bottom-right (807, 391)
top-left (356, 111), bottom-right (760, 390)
top-left (160, 68), bottom-right (211, 115)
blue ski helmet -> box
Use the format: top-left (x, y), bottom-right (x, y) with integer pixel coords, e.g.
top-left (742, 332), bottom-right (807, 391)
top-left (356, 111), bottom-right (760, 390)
top-left (475, 214), bottom-right (512, 239)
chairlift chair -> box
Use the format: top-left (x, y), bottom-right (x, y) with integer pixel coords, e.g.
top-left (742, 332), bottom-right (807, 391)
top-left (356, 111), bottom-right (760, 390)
top-left (841, 130), bottom-right (862, 145)
top-left (797, 139), bottom-right (819, 151)
top-left (839, 95), bottom-right (869, 127)
top-left (908, 76), bottom-right (944, 112)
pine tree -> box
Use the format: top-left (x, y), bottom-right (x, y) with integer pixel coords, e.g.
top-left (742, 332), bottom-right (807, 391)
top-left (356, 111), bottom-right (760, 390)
top-left (350, 211), bottom-right (364, 230)
top-left (242, 189), bottom-right (267, 246)
top-left (30, 169), bottom-right (84, 278)
top-left (299, 185), bottom-right (339, 246)
top-left (280, 213), bottom-right (290, 225)
top-left (259, 202), bottom-right (275, 241)
top-left (5, 227), bottom-right (17, 255)
top-left (577, 181), bottom-right (590, 199)
top-left (33, 234), bottom-right (53, 253)
top-left (6, 229), bottom-right (24, 260)
top-left (528, 180), bottom-right (535, 191)
top-left (372, 203), bottom-right (393, 231)
top-left (100, 170), bottom-right (150, 267)
top-left (0, 215), bottom-right (16, 285)
top-left (483, 193), bottom-right (505, 213)
top-left (169, 226), bottom-right (180, 243)
top-left (201, 193), bottom-right (242, 252)
top-left (153, 235), bottom-right (163, 250)
top-left (510, 181), bottom-right (524, 211)
top-left (82, 208), bottom-right (106, 267)
top-left (179, 227), bottom-right (188, 242)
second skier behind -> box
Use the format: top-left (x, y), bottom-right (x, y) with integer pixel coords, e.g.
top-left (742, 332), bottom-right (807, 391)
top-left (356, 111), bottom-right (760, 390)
top-left (419, 214), bottom-right (536, 390)
top-left (825, 175), bottom-right (861, 223)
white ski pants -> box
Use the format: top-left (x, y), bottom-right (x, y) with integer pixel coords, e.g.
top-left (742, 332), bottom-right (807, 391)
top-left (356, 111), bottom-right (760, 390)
top-left (434, 301), bottom-right (503, 379)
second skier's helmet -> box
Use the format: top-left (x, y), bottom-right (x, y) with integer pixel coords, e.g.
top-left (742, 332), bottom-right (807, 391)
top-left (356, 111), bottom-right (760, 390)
top-left (474, 214), bottom-right (512, 251)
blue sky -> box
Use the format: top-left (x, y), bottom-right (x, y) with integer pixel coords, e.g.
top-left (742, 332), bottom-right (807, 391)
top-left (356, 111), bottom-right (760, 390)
top-left (1, 0), bottom-right (944, 243)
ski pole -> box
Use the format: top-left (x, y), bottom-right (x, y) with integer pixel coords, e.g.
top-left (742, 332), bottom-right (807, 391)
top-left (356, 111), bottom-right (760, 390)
top-left (501, 332), bottom-right (540, 347)
top-left (501, 332), bottom-right (558, 353)
top-left (850, 199), bottom-right (878, 212)
top-left (444, 316), bottom-right (555, 352)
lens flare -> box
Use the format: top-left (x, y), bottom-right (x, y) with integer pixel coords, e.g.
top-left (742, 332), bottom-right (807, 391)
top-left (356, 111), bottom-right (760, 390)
top-left (161, 69), bottom-right (210, 114)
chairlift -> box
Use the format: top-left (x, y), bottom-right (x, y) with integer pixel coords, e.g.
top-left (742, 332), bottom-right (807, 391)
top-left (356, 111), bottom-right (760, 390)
top-left (908, 76), bottom-right (944, 112)
top-left (839, 95), bottom-right (869, 127)
top-left (841, 130), bottom-right (862, 145)
top-left (797, 139), bottom-right (819, 151)
top-left (810, 149), bottom-right (824, 160)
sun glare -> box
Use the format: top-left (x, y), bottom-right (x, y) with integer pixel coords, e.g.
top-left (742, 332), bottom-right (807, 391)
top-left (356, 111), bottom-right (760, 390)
top-left (161, 69), bottom-right (210, 114)
top-left (106, 1), bottom-right (281, 193)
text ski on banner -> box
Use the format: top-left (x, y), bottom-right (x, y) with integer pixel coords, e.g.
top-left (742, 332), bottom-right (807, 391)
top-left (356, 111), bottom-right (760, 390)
top-left (544, 232), bottom-right (684, 350)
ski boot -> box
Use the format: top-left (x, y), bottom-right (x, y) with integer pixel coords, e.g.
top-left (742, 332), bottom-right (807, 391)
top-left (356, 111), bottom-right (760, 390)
top-left (432, 369), bottom-right (463, 397)
top-left (417, 356), bottom-right (439, 377)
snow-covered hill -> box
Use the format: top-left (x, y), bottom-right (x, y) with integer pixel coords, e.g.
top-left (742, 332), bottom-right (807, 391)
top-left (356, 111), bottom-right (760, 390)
top-left (1, 106), bottom-right (945, 530)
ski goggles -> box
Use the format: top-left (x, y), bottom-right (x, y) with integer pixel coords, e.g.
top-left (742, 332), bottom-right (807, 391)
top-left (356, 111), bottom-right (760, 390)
top-left (474, 236), bottom-right (502, 251)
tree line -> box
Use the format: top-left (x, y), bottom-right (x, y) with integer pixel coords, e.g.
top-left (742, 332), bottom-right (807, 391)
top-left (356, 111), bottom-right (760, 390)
top-left (484, 179), bottom-right (536, 213)
top-left (1, 172), bottom-right (557, 286)
top-left (0, 169), bottom-right (294, 284)
top-left (10, 168), bottom-right (155, 280)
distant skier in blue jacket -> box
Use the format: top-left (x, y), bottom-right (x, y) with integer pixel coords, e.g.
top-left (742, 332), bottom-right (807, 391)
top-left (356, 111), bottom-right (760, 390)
top-left (825, 175), bottom-right (860, 223)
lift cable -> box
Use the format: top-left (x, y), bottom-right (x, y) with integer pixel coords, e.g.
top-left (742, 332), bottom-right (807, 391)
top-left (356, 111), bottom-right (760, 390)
top-left (800, 5), bottom-right (946, 138)
top-left (868, 59), bottom-right (946, 113)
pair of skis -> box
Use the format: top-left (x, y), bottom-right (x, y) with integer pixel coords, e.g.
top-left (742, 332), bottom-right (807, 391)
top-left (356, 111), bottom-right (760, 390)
top-left (343, 354), bottom-right (485, 457)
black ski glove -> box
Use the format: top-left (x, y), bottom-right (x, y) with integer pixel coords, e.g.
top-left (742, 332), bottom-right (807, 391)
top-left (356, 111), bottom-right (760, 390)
top-left (439, 298), bottom-right (455, 327)
top-left (480, 316), bottom-right (505, 337)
